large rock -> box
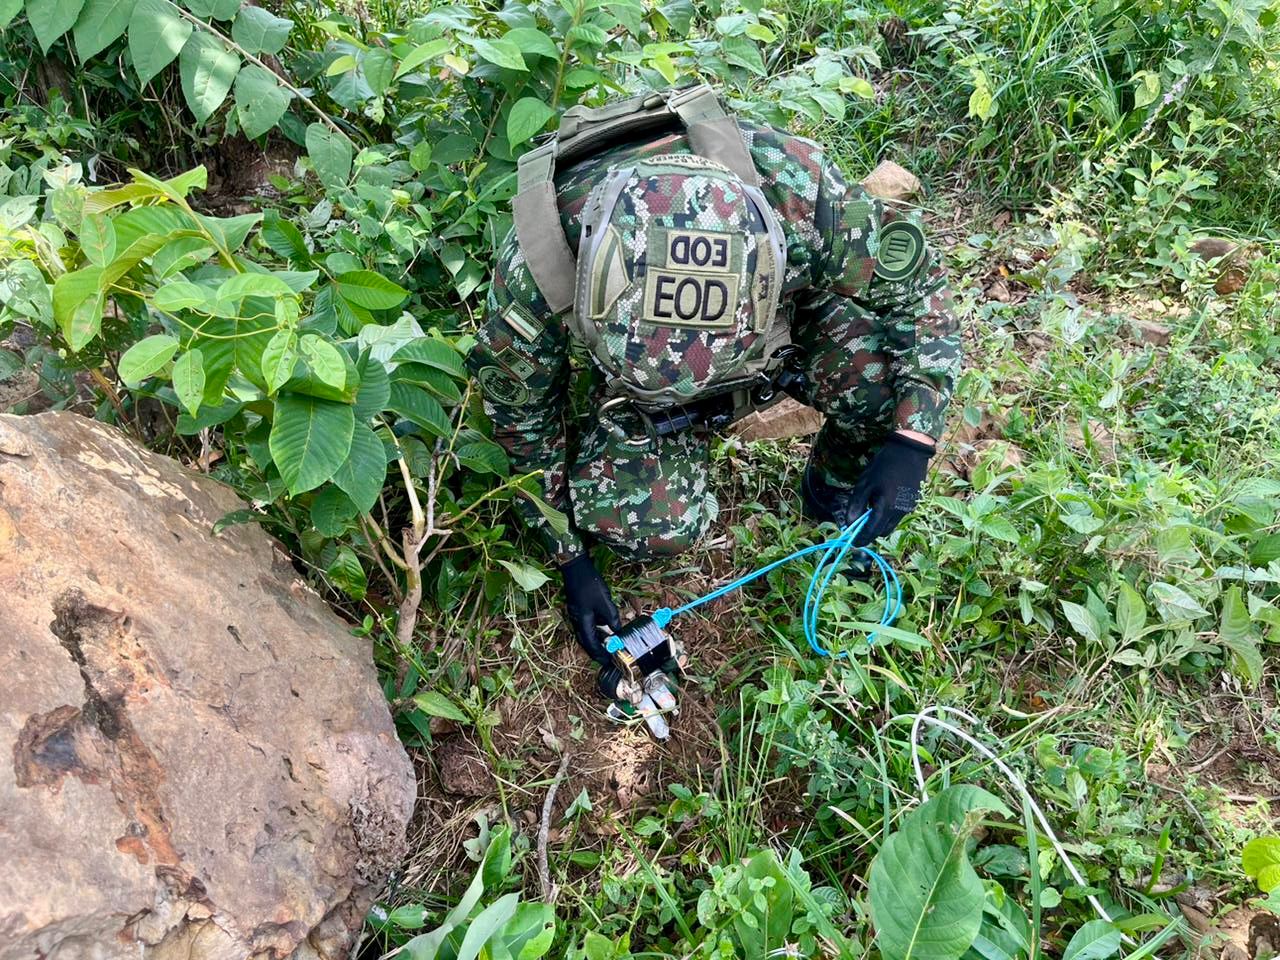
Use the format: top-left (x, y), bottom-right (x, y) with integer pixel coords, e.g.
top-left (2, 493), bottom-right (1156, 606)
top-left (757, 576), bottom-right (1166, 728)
top-left (0, 412), bottom-right (415, 960)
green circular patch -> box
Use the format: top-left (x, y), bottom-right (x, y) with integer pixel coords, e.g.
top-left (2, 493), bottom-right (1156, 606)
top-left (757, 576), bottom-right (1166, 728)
top-left (873, 220), bottom-right (926, 282)
top-left (476, 365), bottom-right (530, 405)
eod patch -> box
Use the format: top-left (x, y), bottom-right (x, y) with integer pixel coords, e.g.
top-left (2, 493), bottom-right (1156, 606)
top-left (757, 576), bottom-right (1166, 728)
top-left (874, 220), bottom-right (926, 282)
top-left (476, 365), bottom-right (530, 405)
top-left (641, 228), bottom-right (741, 329)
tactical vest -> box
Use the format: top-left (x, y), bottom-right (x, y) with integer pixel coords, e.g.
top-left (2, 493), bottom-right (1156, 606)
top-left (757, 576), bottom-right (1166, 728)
top-left (513, 85), bottom-right (790, 413)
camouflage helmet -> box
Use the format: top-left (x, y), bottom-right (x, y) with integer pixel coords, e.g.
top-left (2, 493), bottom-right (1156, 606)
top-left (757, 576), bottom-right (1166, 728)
top-left (570, 154), bottom-right (786, 406)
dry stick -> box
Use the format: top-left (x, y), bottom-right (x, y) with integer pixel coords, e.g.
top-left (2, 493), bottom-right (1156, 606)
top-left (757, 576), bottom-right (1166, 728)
top-left (537, 751), bottom-right (572, 904)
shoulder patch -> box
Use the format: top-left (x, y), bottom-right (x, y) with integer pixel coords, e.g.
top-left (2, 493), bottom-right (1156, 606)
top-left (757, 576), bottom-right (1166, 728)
top-left (476, 365), bottom-right (530, 405)
top-left (501, 301), bottom-right (544, 342)
top-left (874, 220), bottom-right (926, 282)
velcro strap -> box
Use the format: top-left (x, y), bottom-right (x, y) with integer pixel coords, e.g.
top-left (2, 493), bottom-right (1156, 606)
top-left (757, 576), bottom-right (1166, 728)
top-left (685, 117), bottom-right (758, 187)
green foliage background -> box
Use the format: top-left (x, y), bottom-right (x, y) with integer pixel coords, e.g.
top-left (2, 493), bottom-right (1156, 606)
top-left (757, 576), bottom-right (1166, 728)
top-left (1, 0), bottom-right (1279, 956)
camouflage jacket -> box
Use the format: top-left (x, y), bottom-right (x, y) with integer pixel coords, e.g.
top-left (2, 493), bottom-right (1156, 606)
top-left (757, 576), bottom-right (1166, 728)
top-left (467, 122), bottom-right (960, 563)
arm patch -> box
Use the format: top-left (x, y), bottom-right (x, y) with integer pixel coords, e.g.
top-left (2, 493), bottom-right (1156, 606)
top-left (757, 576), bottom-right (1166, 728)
top-left (874, 221), bottom-right (926, 282)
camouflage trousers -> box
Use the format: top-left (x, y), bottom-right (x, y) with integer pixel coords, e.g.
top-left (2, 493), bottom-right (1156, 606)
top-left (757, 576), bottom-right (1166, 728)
top-left (569, 295), bottom-right (898, 558)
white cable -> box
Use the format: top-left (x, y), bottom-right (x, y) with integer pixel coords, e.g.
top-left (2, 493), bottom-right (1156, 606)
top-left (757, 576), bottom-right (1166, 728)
top-left (901, 704), bottom-right (1130, 937)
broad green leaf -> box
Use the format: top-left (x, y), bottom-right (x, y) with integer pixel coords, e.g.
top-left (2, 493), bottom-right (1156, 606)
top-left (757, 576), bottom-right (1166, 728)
top-left (1060, 600), bottom-right (1103, 645)
top-left (352, 351), bottom-right (390, 422)
top-left (1243, 837), bottom-right (1280, 893)
top-left (394, 37), bottom-right (451, 79)
top-left (299, 335), bottom-right (346, 391)
top-left (498, 559), bottom-right (551, 592)
top-left (467, 36), bottom-right (526, 71)
top-left (507, 97), bottom-right (555, 147)
top-left (521, 488), bottom-right (569, 536)
top-left (235, 64), bottom-right (291, 139)
top-left (195, 210), bottom-right (261, 252)
top-left (387, 905), bottom-right (429, 930)
top-left (392, 364), bottom-right (462, 404)
top-left (260, 211), bottom-right (310, 263)
top-left (503, 27), bottom-right (557, 58)
top-left (153, 279), bottom-right (211, 312)
top-left (65, 293), bottom-right (105, 352)
top-left (79, 213), bottom-right (117, 267)
top-left (73, 0), bottom-right (136, 60)
top-left (388, 383), bottom-right (451, 438)
top-left (119, 334), bottom-right (179, 386)
top-left (269, 393), bottom-right (355, 494)
top-left (455, 440), bottom-right (509, 477)
top-left (363, 47), bottom-right (395, 95)
top-left (1132, 70), bottom-right (1161, 110)
top-left (1115, 582), bottom-right (1146, 642)
top-left (1220, 586), bottom-right (1263, 686)
top-left (869, 786), bottom-right (1013, 960)
top-left (179, 32), bottom-right (239, 124)
top-left (28, 0), bottom-right (86, 53)
top-left (172, 348), bottom-right (206, 417)
top-left (306, 122), bottom-right (353, 186)
top-left (455, 894), bottom-right (520, 960)
top-left (127, 0), bottom-right (189, 89)
top-left (1151, 582), bottom-right (1210, 622)
top-left (0, 0), bottom-right (22, 28)
top-left (230, 4), bottom-right (291, 54)
top-left (720, 34), bottom-right (765, 74)
top-left (261, 329), bottom-right (298, 394)
top-left (337, 269), bottom-right (408, 310)
top-left (331, 422), bottom-right (386, 513)
top-left (52, 266), bottom-right (103, 341)
top-left (848, 77), bottom-right (876, 98)
top-left (401, 855), bottom-right (490, 959)
top-left (183, 0), bottom-right (239, 18)
top-left (310, 485), bottom-right (357, 536)
top-left (391, 338), bottom-right (464, 377)
top-left (500, 902), bottom-right (555, 960)
top-left (1062, 922), bottom-right (1123, 960)
top-left (217, 271), bottom-right (293, 301)
top-left (734, 850), bottom-right (793, 956)
top-left (413, 690), bottom-right (469, 723)
top-left (326, 545), bottom-right (366, 600)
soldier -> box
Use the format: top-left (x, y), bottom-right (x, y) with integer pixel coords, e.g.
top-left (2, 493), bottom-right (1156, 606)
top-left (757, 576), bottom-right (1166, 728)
top-left (467, 86), bottom-right (960, 671)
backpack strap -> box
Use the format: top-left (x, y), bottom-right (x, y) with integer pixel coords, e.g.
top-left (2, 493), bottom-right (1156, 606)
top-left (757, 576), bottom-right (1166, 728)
top-left (513, 142), bottom-right (577, 314)
top-left (513, 85), bottom-right (756, 313)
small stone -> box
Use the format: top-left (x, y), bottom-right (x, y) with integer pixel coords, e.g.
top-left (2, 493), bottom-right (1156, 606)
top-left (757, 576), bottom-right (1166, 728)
top-left (987, 278), bottom-right (1012, 303)
top-left (860, 160), bottom-right (921, 201)
top-left (1135, 319), bottom-right (1171, 346)
top-left (1189, 237), bottom-right (1238, 263)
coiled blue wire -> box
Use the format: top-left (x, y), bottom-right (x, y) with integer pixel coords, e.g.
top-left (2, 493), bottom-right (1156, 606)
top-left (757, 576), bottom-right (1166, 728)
top-left (649, 510), bottom-right (902, 657)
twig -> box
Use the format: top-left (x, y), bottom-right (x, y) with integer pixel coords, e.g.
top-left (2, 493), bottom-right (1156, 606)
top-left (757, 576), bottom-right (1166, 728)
top-left (537, 751), bottom-right (572, 904)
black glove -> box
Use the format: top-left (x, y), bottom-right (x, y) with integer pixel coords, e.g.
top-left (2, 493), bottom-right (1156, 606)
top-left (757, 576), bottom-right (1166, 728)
top-left (839, 434), bottom-right (934, 545)
top-left (560, 554), bottom-right (622, 664)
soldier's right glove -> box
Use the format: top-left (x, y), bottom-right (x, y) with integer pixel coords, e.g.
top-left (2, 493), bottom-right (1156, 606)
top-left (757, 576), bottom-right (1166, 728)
top-left (840, 433), bottom-right (934, 545)
top-left (560, 554), bottom-right (622, 665)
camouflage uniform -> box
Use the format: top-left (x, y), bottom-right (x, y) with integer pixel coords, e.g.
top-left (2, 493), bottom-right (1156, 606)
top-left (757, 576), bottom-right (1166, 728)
top-left (468, 123), bottom-right (960, 564)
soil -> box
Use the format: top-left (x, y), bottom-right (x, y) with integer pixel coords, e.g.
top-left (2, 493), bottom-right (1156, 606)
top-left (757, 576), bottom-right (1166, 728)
top-left (394, 532), bottom-right (793, 900)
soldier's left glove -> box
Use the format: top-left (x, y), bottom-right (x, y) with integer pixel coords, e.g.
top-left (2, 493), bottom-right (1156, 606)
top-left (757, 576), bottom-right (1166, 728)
top-left (560, 554), bottom-right (623, 665)
top-left (840, 433), bottom-right (934, 545)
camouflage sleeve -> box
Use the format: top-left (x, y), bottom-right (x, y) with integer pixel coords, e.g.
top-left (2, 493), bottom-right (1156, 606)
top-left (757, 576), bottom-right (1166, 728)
top-left (811, 162), bottom-right (961, 440)
top-left (467, 229), bottom-right (585, 564)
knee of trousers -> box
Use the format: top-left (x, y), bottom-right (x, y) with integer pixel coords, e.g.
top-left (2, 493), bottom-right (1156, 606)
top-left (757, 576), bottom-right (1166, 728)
top-left (568, 423), bottom-right (714, 559)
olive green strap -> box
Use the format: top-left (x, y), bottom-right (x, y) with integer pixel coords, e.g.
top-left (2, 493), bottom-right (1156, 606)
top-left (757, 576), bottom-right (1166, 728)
top-left (514, 142), bottom-right (577, 314)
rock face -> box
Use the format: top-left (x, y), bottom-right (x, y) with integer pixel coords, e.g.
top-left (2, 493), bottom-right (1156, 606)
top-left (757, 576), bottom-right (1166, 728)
top-left (0, 412), bottom-right (415, 960)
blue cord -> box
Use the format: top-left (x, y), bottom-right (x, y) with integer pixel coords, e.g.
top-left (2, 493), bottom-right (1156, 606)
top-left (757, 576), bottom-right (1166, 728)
top-left (649, 510), bottom-right (902, 658)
